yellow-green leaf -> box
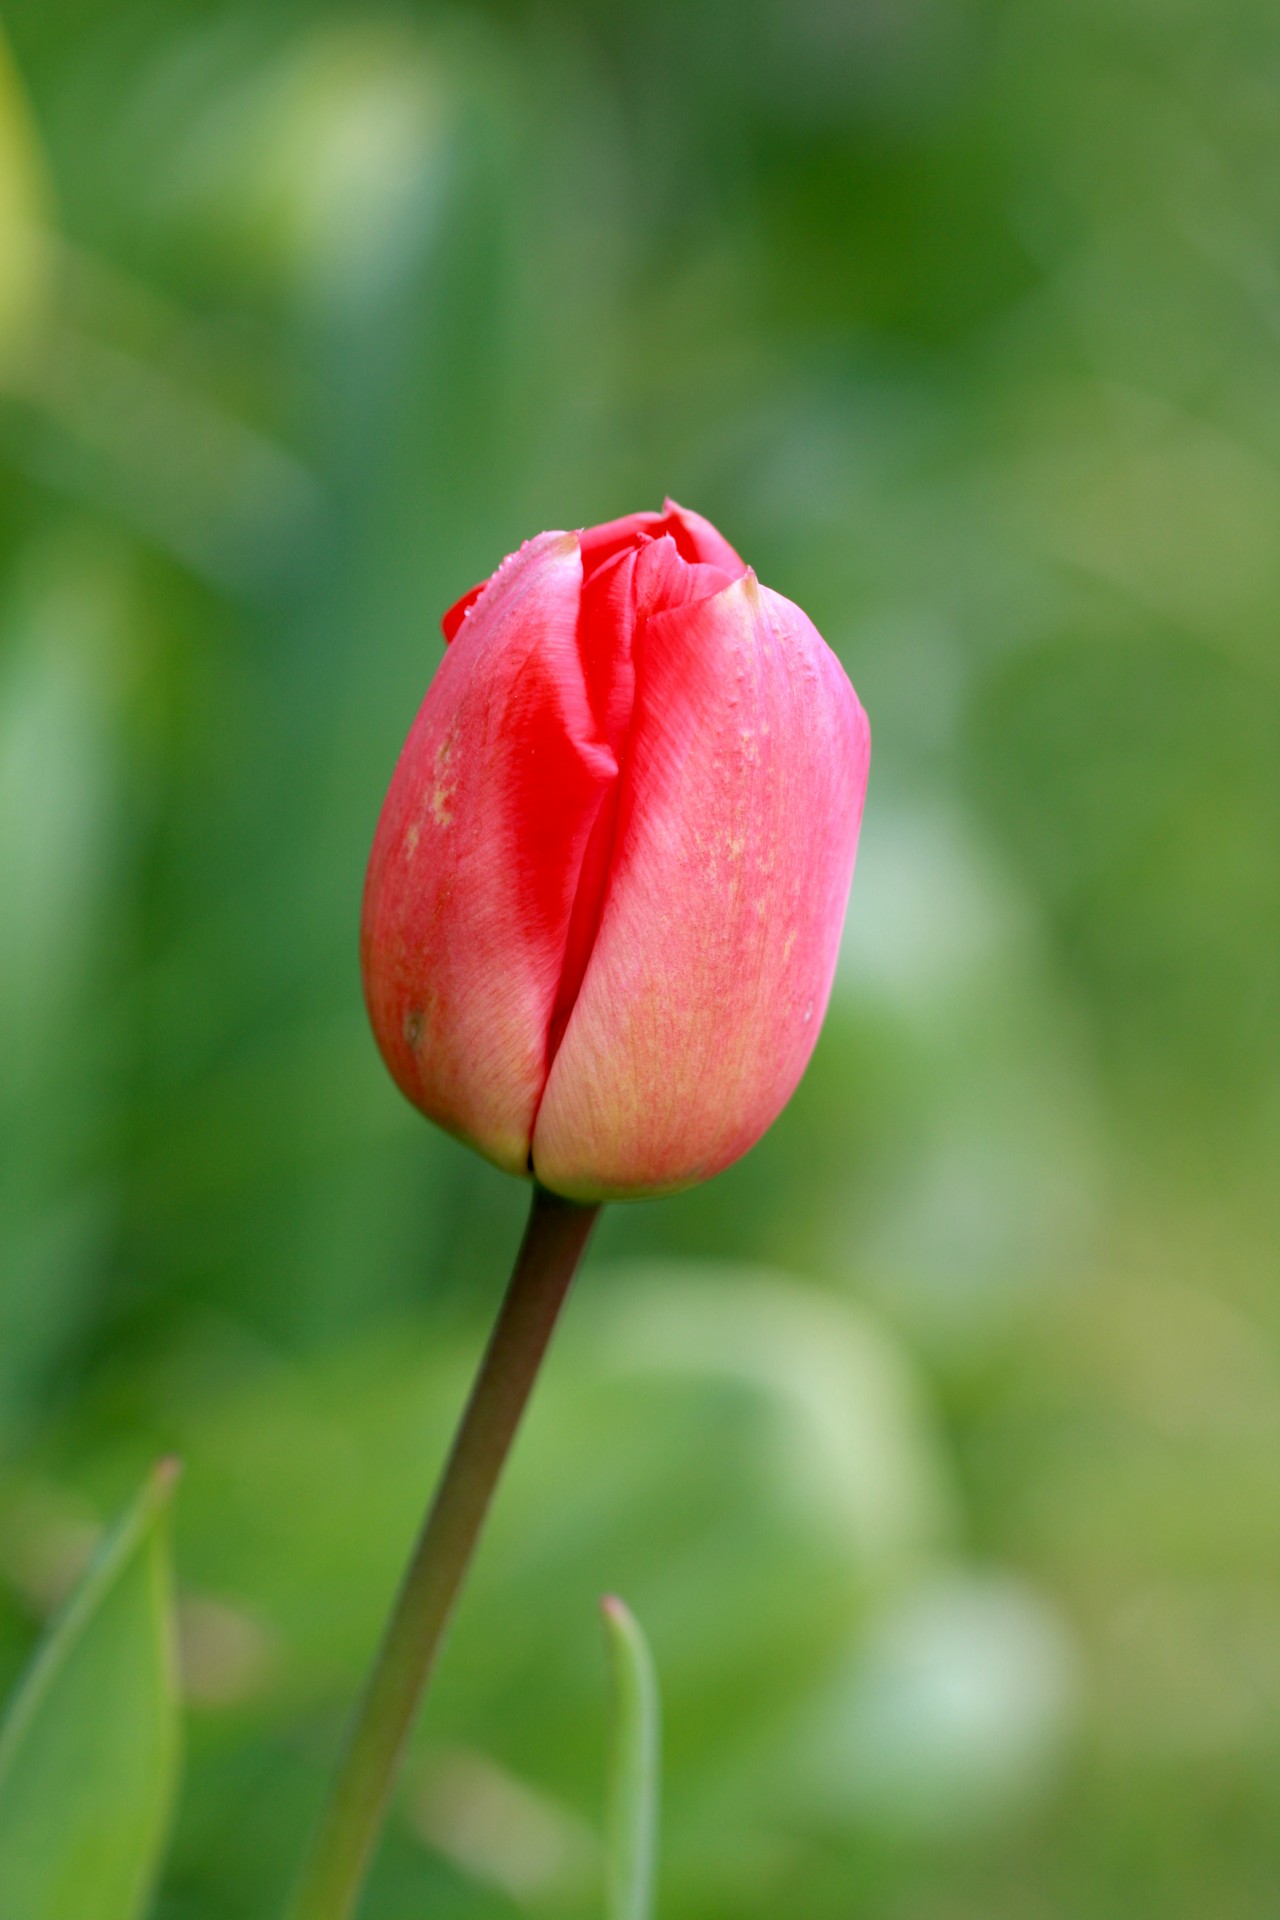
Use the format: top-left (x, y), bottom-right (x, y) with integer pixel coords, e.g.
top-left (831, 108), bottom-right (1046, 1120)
top-left (0, 1462), bottom-right (183, 1920)
top-left (0, 22), bottom-right (51, 366)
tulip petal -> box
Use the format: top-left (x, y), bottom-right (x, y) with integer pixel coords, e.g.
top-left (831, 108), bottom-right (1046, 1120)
top-left (550, 536), bottom-right (735, 1060)
top-left (660, 497), bottom-right (746, 575)
top-left (440, 581), bottom-right (486, 643)
top-left (363, 532), bottom-right (615, 1174)
top-left (579, 502), bottom-right (745, 583)
top-left (532, 574), bottom-right (869, 1199)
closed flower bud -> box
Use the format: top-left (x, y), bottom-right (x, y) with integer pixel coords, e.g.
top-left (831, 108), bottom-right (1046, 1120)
top-left (361, 501), bottom-right (870, 1200)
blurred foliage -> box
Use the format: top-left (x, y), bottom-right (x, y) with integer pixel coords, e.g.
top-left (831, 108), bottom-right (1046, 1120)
top-left (1, 0), bottom-right (1278, 1916)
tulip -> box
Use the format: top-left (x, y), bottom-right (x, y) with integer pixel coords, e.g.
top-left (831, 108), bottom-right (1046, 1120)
top-left (361, 500), bottom-right (869, 1200)
top-left (298, 514), bottom-right (871, 1920)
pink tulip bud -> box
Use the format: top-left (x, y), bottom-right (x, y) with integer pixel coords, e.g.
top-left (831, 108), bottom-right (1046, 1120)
top-left (361, 501), bottom-right (870, 1200)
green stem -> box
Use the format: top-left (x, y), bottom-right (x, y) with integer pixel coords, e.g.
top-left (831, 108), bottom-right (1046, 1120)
top-left (287, 1184), bottom-right (600, 1920)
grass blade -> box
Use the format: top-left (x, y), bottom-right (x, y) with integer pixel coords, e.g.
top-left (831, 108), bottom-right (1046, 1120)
top-left (601, 1594), bottom-right (660, 1920)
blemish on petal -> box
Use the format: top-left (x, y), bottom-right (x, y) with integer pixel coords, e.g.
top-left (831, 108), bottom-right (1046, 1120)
top-left (430, 730), bottom-right (458, 826)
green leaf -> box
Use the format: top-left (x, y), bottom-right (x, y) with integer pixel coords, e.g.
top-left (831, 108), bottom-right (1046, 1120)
top-left (0, 1461), bottom-right (183, 1920)
top-left (601, 1595), bottom-right (660, 1920)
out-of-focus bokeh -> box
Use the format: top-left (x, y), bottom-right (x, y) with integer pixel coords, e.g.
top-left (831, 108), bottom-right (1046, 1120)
top-left (1, 0), bottom-right (1278, 1914)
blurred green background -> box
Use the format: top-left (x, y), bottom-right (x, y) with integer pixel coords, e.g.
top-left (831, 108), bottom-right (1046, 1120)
top-left (2, 0), bottom-right (1279, 1914)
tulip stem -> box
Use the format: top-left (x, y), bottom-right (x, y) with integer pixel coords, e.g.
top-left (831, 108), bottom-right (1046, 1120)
top-left (286, 1183), bottom-right (601, 1920)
